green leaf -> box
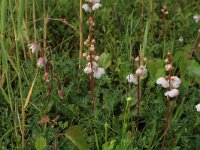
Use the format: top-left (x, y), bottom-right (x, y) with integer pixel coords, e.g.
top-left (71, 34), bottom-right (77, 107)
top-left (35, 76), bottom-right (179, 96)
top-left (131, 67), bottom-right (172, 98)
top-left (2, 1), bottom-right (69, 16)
top-left (173, 51), bottom-right (189, 75)
top-left (147, 60), bottom-right (165, 80)
top-left (35, 136), bottom-right (47, 150)
top-left (102, 140), bottom-right (116, 150)
top-left (188, 60), bottom-right (200, 76)
top-left (65, 125), bottom-right (89, 150)
top-left (99, 52), bottom-right (112, 69)
top-left (188, 60), bottom-right (200, 84)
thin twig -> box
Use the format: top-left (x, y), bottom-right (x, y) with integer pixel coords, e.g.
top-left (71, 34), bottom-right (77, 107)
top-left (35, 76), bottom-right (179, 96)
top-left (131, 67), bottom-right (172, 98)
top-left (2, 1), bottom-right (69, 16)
top-left (47, 18), bottom-right (78, 31)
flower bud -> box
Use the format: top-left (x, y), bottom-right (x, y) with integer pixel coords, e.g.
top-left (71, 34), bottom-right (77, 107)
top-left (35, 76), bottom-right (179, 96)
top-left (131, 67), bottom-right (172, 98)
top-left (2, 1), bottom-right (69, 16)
top-left (58, 90), bottom-right (64, 100)
top-left (135, 56), bottom-right (139, 62)
top-left (43, 72), bottom-right (49, 81)
top-left (165, 64), bottom-right (173, 71)
top-left (90, 44), bottom-right (95, 51)
top-left (95, 56), bottom-right (100, 62)
top-left (83, 53), bottom-right (87, 57)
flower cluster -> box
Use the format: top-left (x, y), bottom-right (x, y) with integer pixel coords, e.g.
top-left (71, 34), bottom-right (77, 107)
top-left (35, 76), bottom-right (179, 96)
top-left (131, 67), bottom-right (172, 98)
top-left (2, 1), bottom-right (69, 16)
top-left (82, 0), bottom-right (105, 79)
top-left (83, 56), bottom-right (105, 79)
top-left (156, 51), bottom-right (181, 98)
top-left (28, 42), bottom-right (47, 68)
top-left (82, 0), bottom-right (102, 12)
top-left (126, 55), bottom-right (148, 84)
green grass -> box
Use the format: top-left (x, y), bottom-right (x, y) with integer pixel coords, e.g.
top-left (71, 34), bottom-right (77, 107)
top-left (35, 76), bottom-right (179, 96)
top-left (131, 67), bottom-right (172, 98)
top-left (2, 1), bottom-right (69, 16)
top-left (0, 0), bottom-right (200, 149)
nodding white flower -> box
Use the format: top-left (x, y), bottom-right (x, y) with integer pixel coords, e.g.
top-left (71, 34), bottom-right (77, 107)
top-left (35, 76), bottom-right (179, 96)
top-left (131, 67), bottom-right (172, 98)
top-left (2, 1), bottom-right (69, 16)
top-left (126, 74), bottom-right (138, 84)
top-left (84, 65), bottom-right (92, 74)
top-left (37, 57), bottom-right (45, 68)
top-left (165, 64), bottom-right (173, 71)
top-left (179, 36), bottom-right (184, 42)
top-left (195, 104), bottom-right (200, 112)
top-left (84, 61), bottom-right (98, 74)
top-left (156, 77), bottom-right (170, 88)
top-left (164, 89), bottom-right (179, 98)
top-left (93, 67), bottom-right (105, 79)
top-left (194, 15), bottom-right (200, 23)
top-left (170, 76), bottom-right (181, 88)
top-left (28, 43), bottom-right (38, 53)
top-left (82, 4), bottom-right (91, 12)
top-left (136, 66), bottom-right (147, 76)
top-left (92, 3), bottom-right (102, 11)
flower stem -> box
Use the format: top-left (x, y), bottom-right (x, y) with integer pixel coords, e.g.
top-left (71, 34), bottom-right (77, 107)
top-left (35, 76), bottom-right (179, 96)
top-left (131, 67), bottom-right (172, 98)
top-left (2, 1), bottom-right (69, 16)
top-left (161, 96), bottom-right (170, 150)
top-left (136, 50), bottom-right (141, 131)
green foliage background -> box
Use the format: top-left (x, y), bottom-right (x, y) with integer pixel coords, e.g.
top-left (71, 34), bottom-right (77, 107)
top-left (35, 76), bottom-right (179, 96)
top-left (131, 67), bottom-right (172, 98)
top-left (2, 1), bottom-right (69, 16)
top-left (0, 0), bottom-right (200, 149)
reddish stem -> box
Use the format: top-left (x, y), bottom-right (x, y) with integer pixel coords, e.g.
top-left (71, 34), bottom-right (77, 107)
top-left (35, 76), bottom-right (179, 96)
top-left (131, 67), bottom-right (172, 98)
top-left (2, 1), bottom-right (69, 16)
top-left (161, 96), bottom-right (170, 150)
top-left (162, 54), bottom-right (172, 150)
top-left (136, 50), bottom-right (141, 131)
top-left (89, 51), bottom-right (95, 112)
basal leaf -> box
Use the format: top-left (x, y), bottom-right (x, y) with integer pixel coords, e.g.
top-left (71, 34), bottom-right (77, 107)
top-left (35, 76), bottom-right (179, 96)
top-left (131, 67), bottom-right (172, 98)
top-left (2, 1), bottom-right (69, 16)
top-left (65, 125), bottom-right (89, 150)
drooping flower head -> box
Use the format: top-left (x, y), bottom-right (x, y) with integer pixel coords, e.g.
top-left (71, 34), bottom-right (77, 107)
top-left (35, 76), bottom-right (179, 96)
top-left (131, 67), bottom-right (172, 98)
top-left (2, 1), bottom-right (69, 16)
top-left (93, 67), bottom-right (105, 79)
top-left (37, 57), bottom-right (46, 68)
top-left (82, 0), bottom-right (102, 12)
top-left (194, 15), bottom-right (200, 23)
top-left (126, 74), bottom-right (138, 84)
top-left (28, 43), bottom-right (38, 53)
top-left (164, 89), bottom-right (179, 98)
top-left (156, 77), bottom-right (170, 88)
top-left (195, 104), bottom-right (200, 112)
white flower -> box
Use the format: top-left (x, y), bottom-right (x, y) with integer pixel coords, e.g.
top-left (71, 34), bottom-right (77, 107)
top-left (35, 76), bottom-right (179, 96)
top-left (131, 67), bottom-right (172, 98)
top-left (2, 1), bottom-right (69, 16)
top-left (82, 4), bottom-right (91, 12)
top-left (165, 64), bottom-right (173, 71)
top-left (126, 74), bottom-right (138, 84)
top-left (179, 36), bottom-right (184, 42)
top-left (156, 77), bottom-right (169, 88)
top-left (170, 76), bottom-right (181, 88)
top-left (194, 15), bottom-right (200, 23)
top-left (195, 104), bottom-right (200, 112)
top-left (84, 65), bottom-right (92, 74)
top-left (93, 67), bottom-right (105, 79)
top-left (28, 43), bottom-right (38, 53)
top-left (164, 89), bottom-right (179, 98)
top-left (84, 61), bottom-right (98, 74)
top-left (92, 3), bottom-right (101, 11)
top-left (136, 66), bottom-right (147, 76)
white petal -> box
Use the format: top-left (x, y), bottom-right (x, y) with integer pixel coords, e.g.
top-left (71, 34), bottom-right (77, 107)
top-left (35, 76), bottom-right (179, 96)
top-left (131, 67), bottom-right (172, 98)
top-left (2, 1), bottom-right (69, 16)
top-left (82, 4), bottom-right (91, 12)
top-left (135, 66), bottom-right (147, 76)
top-left (93, 67), bottom-right (105, 79)
top-left (164, 89), bottom-right (179, 98)
top-left (195, 104), bottom-right (200, 112)
top-left (126, 74), bottom-right (138, 84)
top-left (170, 76), bottom-right (181, 88)
top-left (156, 77), bottom-right (169, 88)
top-left (84, 66), bottom-right (92, 74)
top-left (92, 3), bottom-right (101, 11)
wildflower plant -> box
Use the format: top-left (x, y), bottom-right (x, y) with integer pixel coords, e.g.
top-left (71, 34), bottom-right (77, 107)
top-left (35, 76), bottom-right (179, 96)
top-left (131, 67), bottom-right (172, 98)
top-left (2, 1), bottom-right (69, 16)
top-left (156, 51), bottom-right (181, 150)
top-left (126, 50), bottom-right (148, 130)
top-left (82, 0), bottom-right (105, 112)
